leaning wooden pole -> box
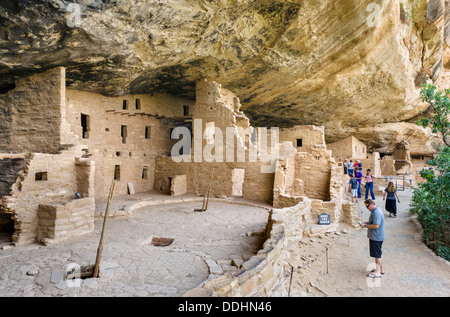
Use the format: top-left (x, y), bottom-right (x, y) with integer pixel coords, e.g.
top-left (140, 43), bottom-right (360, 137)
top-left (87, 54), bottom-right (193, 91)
top-left (204, 168), bottom-right (215, 211)
top-left (93, 179), bottom-right (116, 278)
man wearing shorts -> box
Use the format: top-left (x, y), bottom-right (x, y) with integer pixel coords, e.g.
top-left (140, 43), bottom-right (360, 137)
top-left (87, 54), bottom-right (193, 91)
top-left (360, 199), bottom-right (385, 278)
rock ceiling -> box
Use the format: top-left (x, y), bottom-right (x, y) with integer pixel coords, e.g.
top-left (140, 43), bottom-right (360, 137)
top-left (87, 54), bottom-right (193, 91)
top-left (0, 0), bottom-right (449, 152)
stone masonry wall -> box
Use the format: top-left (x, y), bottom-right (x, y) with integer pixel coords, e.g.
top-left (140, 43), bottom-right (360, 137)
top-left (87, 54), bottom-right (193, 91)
top-left (279, 125), bottom-right (326, 153)
top-left (183, 200), bottom-right (311, 297)
top-left (327, 136), bottom-right (367, 162)
top-left (36, 197), bottom-right (95, 245)
top-left (65, 88), bottom-right (195, 199)
top-left (0, 146), bottom-right (93, 244)
top-left (0, 67), bottom-right (65, 154)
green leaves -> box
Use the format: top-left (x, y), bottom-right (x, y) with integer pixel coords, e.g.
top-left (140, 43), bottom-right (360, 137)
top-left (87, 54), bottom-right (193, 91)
top-left (418, 84), bottom-right (450, 146)
top-left (411, 147), bottom-right (450, 261)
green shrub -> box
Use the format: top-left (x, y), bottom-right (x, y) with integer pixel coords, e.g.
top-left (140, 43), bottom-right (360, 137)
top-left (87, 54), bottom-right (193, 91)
top-left (410, 84), bottom-right (450, 261)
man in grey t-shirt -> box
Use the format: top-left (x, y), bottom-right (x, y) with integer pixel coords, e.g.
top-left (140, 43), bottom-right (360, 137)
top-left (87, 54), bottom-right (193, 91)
top-left (360, 199), bottom-right (385, 278)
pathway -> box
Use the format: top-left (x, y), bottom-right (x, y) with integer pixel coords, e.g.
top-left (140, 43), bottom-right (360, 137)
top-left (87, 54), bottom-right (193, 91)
top-left (290, 190), bottom-right (450, 297)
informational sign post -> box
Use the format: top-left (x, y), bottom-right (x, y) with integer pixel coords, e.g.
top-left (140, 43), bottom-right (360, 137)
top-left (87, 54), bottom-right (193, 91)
top-left (318, 213), bottom-right (331, 225)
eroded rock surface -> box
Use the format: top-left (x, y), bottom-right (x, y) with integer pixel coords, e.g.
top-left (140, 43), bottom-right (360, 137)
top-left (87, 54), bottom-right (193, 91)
top-left (1, 0), bottom-right (449, 148)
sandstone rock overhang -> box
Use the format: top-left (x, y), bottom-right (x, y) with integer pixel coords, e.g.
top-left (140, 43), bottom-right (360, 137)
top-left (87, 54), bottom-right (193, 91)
top-left (0, 0), bottom-right (448, 149)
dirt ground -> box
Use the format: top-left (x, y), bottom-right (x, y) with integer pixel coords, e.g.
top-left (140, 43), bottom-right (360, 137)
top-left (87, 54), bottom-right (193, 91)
top-left (288, 190), bottom-right (450, 297)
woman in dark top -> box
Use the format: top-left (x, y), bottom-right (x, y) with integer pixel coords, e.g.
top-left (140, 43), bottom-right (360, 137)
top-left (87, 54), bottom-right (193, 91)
top-left (383, 182), bottom-right (400, 217)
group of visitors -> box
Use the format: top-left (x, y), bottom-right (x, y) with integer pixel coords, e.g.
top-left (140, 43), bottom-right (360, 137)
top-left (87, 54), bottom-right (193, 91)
top-left (345, 159), bottom-right (376, 200)
top-left (344, 159), bottom-right (400, 217)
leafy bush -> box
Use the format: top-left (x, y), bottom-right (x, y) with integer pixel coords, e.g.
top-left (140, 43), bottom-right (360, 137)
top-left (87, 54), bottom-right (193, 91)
top-left (410, 84), bottom-right (450, 261)
top-left (410, 147), bottom-right (450, 260)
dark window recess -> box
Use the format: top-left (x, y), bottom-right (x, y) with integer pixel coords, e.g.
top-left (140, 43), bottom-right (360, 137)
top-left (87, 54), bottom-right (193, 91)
top-left (35, 172), bottom-right (48, 181)
top-left (142, 167), bottom-right (148, 179)
top-left (123, 100), bottom-right (129, 110)
top-left (114, 165), bottom-right (120, 180)
top-left (145, 126), bottom-right (151, 139)
top-left (121, 125), bottom-right (127, 144)
top-left (81, 113), bottom-right (90, 139)
top-left (136, 99), bottom-right (141, 110)
top-left (183, 105), bottom-right (189, 116)
top-left (296, 139), bottom-right (303, 147)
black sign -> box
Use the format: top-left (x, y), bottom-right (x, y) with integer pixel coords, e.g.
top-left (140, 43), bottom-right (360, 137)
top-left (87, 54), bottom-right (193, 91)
top-left (318, 213), bottom-right (331, 225)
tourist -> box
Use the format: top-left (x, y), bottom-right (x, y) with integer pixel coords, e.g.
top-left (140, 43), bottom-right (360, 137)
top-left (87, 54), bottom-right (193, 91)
top-left (356, 160), bottom-right (362, 171)
top-left (348, 160), bottom-right (354, 177)
top-left (360, 199), bottom-right (385, 277)
top-left (355, 167), bottom-right (363, 199)
top-left (364, 169), bottom-right (376, 200)
top-left (383, 181), bottom-right (400, 218)
top-left (349, 173), bottom-right (358, 203)
top-left (343, 159), bottom-right (348, 175)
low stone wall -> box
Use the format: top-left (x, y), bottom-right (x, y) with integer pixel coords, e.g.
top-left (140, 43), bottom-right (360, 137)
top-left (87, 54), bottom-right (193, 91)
top-left (36, 197), bottom-right (95, 245)
top-left (182, 200), bottom-right (311, 297)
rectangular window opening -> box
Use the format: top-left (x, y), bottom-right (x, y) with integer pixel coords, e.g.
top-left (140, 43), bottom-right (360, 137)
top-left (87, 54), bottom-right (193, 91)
top-left (136, 99), bottom-right (141, 110)
top-left (35, 172), bottom-right (48, 181)
top-left (81, 113), bottom-right (90, 139)
top-left (121, 125), bottom-right (127, 144)
top-left (296, 138), bottom-right (303, 147)
top-left (142, 167), bottom-right (148, 179)
top-left (123, 100), bottom-right (129, 110)
top-left (145, 126), bottom-right (151, 139)
top-left (114, 165), bottom-right (120, 181)
top-left (183, 105), bottom-right (189, 116)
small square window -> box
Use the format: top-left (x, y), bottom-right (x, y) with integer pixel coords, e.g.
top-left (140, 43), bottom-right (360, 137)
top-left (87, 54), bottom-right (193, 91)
top-left (35, 172), bottom-right (48, 181)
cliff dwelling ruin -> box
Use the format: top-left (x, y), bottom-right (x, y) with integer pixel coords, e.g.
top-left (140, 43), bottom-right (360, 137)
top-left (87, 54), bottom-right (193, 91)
top-left (0, 65), bottom-right (442, 296)
top-left (0, 0), bottom-right (448, 298)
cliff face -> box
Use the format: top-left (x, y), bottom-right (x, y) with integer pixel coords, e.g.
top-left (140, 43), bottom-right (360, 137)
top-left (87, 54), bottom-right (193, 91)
top-left (0, 0), bottom-right (448, 151)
